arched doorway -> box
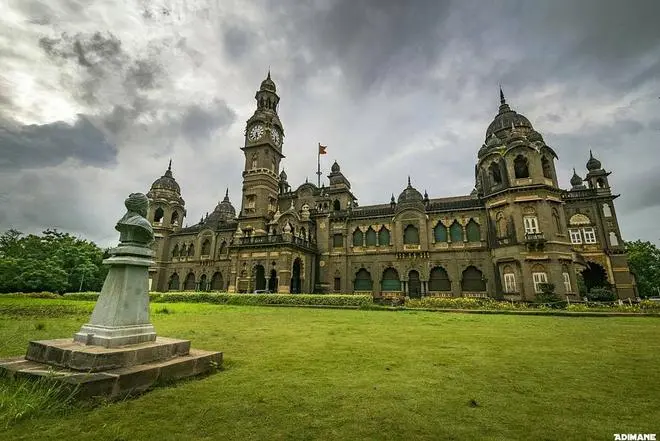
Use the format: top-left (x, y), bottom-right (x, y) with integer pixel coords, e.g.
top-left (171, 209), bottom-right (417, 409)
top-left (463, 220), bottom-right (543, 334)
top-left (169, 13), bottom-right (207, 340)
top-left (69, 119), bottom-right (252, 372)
top-left (168, 273), bottom-right (180, 291)
top-left (184, 273), bottom-right (195, 291)
top-left (199, 274), bottom-right (208, 291)
top-left (408, 270), bottom-right (421, 298)
top-left (268, 269), bottom-right (278, 292)
top-left (290, 258), bottom-right (302, 293)
top-left (582, 262), bottom-right (608, 292)
top-left (210, 272), bottom-right (223, 291)
top-left (255, 265), bottom-right (266, 291)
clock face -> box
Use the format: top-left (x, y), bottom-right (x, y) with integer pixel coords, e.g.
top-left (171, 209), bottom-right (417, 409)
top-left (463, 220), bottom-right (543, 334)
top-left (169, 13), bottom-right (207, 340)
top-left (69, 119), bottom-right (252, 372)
top-left (248, 124), bottom-right (265, 142)
top-left (270, 128), bottom-right (281, 146)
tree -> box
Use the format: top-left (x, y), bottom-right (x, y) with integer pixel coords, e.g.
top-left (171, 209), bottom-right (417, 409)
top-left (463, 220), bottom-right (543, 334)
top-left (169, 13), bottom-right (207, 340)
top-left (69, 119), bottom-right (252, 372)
top-left (625, 240), bottom-right (660, 298)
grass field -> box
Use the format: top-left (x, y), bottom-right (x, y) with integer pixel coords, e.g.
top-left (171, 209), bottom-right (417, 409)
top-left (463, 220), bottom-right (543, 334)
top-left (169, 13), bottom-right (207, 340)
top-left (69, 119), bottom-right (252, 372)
top-left (1, 297), bottom-right (659, 441)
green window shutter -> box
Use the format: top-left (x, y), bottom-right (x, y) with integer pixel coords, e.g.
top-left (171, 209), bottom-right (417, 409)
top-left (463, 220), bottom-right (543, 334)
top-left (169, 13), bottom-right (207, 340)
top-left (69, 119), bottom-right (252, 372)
top-left (354, 269), bottom-right (373, 291)
top-left (450, 222), bottom-right (463, 242)
top-left (381, 268), bottom-right (401, 291)
top-left (466, 220), bottom-right (481, 242)
top-left (403, 225), bottom-right (419, 244)
top-left (352, 230), bottom-right (363, 246)
top-left (378, 228), bottom-right (390, 246)
top-left (434, 224), bottom-right (447, 242)
top-left (365, 228), bottom-right (377, 246)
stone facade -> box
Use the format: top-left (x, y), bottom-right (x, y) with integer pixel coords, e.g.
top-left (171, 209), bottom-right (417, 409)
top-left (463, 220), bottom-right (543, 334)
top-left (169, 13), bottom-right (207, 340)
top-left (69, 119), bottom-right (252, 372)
top-left (146, 76), bottom-right (635, 300)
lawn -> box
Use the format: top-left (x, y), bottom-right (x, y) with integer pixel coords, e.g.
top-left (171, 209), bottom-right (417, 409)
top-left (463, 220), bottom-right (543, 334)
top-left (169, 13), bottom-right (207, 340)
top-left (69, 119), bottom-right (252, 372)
top-left (1, 297), bottom-right (659, 441)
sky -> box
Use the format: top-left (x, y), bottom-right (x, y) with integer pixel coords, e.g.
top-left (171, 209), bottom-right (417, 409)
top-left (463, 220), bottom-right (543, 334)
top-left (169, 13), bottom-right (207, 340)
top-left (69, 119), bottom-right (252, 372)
top-left (1, 0), bottom-right (659, 248)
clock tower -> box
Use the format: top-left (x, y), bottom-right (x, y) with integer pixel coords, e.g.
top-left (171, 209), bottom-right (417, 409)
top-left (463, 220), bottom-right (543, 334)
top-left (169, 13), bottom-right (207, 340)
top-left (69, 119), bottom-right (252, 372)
top-left (239, 71), bottom-right (285, 235)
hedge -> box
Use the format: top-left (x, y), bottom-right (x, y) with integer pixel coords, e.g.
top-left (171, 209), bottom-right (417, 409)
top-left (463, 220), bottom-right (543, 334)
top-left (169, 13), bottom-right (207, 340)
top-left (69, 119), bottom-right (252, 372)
top-left (60, 292), bottom-right (373, 308)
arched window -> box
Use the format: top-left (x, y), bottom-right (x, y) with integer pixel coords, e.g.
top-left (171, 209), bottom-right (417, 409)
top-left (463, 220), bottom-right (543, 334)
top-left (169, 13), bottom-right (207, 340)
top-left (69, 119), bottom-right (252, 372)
top-left (210, 272), bottom-right (224, 291)
top-left (168, 273), bottom-right (180, 291)
top-left (352, 229), bottom-right (363, 247)
top-left (552, 208), bottom-right (562, 234)
top-left (434, 222), bottom-right (447, 242)
top-left (183, 272), bottom-right (196, 291)
top-left (489, 162), bottom-right (502, 185)
top-left (187, 244), bottom-right (194, 257)
top-left (466, 220), bottom-right (480, 242)
top-left (354, 269), bottom-right (373, 291)
top-left (609, 231), bottom-right (619, 246)
top-left (199, 274), bottom-right (208, 291)
top-left (541, 156), bottom-right (553, 179)
top-left (154, 207), bottom-right (164, 223)
top-left (218, 241), bottom-right (226, 255)
top-left (171, 211), bottom-right (179, 226)
top-left (403, 225), bottom-right (419, 245)
top-left (172, 244), bottom-right (179, 258)
top-left (449, 221), bottom-right (463, 243)
top-left (496, 212), bottom-right (507, 238)
top-left (596, 178), bottom-right (606, 189)
top-left (201, 239), bottom-right (211, 256)
top-left (502, 266), bottom-right (516, 293)
top-left (333, 200), bottom-right (341, 211)
top-left (461, 266), bottom-right (486, 292)
top-left (514, 155), bottom-right (530, 179)
top-left (428, 267), bottom-right (451, 291)
top-left (365, 227), bottom-right (377, 246)
top-left (381, 268), bottom-right (401, 292)
top-left (378, 226), bottom-right (390, 246)
top-left (602, 204), bottom-right (612, 217)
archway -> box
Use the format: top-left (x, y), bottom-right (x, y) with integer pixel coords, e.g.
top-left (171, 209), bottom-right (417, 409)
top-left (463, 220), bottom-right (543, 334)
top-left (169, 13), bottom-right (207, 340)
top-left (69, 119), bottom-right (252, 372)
top-left (354, 269), bottom-right (373, 291)
top-left (199, 274), bottom-right (208, 291)
top-left (168, 273), bottom-right (180, 291)
top-left (255, 265), bottom-right (266, 291)
top-left (581, 262), bottom-right (608, 292)
top-left (268, 269), bottom-right (278, 292)
top-left (381, 268), bottom-right (401, 292)
top-left (210, 272), bottom-right (224, 291)
top-left (408, 270), bottom-right (421, 298)
top-left (461, 266), bottom-right (486, 292)
top-left (184, 273), bottom-right (195, 291)
top-left (290, 258), bottom-right (302, 293)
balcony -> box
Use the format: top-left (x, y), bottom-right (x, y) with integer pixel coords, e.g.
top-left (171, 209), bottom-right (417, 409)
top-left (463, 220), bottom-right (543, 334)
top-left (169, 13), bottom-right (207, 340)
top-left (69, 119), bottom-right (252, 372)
top-left (524, 232), bottom-right (546, 252)
top-left (233, 234), bottom-right (317, 251)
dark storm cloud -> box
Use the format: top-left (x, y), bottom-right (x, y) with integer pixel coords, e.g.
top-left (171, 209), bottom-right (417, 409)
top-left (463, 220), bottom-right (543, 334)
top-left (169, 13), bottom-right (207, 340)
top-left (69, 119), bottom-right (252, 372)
top-left (0, 115), bottom-right (117, 170)
top-left (181, 99), bottom-right (237, 141)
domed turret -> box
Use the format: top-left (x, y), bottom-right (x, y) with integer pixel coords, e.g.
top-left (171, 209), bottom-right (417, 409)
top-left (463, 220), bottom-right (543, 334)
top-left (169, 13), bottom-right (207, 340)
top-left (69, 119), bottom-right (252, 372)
top-left (586, 150), bottom-right (602, 171)
top-left (570, 168), bottom-right (584, 188)
top-left (279, 169), bottom-right (287, 181)
top-left (397, 176), bottom-right (424, 207)
top-left (260, 70), bottom-right (276, 93)
top-left (485, 88), bottom-right (533, 141)
top-left (216, 188), bottom-right (236, 220)
top-left (150, 160), bottom-right (180, 193)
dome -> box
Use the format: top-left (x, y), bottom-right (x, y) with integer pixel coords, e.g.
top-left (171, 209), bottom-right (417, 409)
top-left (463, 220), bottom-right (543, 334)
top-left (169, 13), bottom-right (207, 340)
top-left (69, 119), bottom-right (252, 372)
top-left (570, 169), bottom-right (584, 187)
top-left (331, 161), bottom-right (341, 173)
top-left (527, 130), bottom-right (544, 143)
top-left (207, 189), bottom-right (235, 222)
top-left (486, 133), bottom-right (502, 148)
top-left (485, 90), bottom-right (533, 141)
top-left (586, 150), bottom-right (601, 171)
top-left (150, 161), bottom-right (180, 193)
top-left (260, 71), bottom-right (276, 93)
top-left (397, 177), bottom-right (424, 205)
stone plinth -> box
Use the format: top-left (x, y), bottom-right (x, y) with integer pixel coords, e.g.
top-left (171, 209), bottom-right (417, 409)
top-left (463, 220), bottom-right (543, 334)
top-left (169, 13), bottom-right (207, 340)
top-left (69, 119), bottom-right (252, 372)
top-left (74, 245), bottom-right (156, 348)
top-left (0, 337), bottom-right (222, 399)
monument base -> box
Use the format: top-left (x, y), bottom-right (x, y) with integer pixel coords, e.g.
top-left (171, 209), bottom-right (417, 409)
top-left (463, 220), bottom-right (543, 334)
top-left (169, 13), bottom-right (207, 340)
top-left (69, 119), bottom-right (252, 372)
top-left (0, 337), bottom-right (222, 399)
top-left (73, 323), bottom-right (157, 348)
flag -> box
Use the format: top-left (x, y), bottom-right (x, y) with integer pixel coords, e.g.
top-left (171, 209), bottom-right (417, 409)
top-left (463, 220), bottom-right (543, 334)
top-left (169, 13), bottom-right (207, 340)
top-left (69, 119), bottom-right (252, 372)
top-left (318, 143), bottom-right (327, 155)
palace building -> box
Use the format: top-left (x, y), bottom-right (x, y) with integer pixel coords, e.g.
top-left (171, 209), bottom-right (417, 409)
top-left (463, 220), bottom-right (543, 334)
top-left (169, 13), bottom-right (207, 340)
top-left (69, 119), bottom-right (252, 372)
top-left (146, 73), bottom-right (635, 300)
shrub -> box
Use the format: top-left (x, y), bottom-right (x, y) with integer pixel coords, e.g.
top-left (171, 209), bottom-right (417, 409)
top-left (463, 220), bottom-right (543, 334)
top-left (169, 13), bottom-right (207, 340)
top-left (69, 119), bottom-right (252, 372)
top-left (404, 297), bottom-right (529, 310)
top-left (586, 288), bottom-right (617, 302)
top-left (535, 283), bottom-right (563, 306)
top-left (150, 292), bottom-right (373, 308)
top-left (62, 292), bottom-right (101, 301)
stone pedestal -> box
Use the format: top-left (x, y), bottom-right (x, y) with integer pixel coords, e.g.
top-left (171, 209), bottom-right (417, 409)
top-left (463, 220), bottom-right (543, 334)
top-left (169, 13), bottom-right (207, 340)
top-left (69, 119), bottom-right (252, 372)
top-left (74, 245), bottom-right (156, 348)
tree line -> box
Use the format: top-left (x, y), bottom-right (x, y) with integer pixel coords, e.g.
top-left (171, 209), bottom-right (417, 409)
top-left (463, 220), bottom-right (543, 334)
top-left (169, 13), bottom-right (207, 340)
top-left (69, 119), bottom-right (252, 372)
top-left (0, 229), bottom-right (109, 293)
top-left (0, 229), bottom-right (658, 297)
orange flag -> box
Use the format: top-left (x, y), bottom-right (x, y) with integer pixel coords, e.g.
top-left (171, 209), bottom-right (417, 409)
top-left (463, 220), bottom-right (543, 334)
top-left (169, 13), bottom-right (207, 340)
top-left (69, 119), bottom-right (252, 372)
top-left (318, 143), bottom-right (327, 154)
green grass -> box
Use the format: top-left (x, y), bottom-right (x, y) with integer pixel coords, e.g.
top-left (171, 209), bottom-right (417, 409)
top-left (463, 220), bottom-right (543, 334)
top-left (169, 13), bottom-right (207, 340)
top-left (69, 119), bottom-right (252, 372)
top-left (1, 298), bottom-right (659, 440)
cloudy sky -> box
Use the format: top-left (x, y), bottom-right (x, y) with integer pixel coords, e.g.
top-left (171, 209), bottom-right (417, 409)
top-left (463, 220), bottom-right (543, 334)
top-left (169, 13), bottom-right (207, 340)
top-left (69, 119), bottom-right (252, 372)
top-left (1, 0), bottom-right (659, 248)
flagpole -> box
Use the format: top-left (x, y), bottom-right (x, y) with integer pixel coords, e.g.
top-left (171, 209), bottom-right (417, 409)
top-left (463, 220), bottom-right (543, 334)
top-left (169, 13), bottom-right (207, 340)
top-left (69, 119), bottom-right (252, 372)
top-left (316, 144), bottom-right (321, 187)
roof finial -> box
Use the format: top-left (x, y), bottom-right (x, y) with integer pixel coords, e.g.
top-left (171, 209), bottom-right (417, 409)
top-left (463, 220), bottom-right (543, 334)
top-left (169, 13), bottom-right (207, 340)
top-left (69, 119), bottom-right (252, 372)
top-left (168, 158), bottom-right (172, 171)
top-left (407, 176), bottom-right (411, 187)
top-left (224, 188), bottom-right (229, 200)
top-left (589, 149), bottom-right (594, 158)
top-left (499, 85), bottom-right (505, 105)
top-left (267, 68), bottom-right (271, 80)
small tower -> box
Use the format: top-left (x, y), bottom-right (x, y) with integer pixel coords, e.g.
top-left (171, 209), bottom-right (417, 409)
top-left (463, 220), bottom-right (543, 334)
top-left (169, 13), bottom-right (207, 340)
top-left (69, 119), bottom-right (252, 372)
top-left (585, 150), bottom-right (611, 191)
top-left (146, 160), bottom-right (186, 291)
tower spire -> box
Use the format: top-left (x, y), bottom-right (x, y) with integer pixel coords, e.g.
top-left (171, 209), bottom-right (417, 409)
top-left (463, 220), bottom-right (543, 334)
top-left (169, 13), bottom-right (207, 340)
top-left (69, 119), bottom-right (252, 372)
top-left (168, 158), bottom-right (172, 172)
top-left (499, 85), bottom-right (506, 105)
top-left (407, 176), bottom-right (411, 187)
